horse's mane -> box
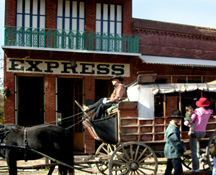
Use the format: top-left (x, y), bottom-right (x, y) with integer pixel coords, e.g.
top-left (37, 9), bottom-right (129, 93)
top-left (27, 124), bottom-right (53, 130)
top-left (3, 124), bottom-right (65, 135)
top-left (4, 124), bottom-right (55, 131)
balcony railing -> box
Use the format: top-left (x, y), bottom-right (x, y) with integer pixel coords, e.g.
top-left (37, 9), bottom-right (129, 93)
top-left (4, 26), bottom-right (139, 53)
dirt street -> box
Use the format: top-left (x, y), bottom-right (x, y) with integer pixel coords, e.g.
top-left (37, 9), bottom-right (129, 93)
top-left (0, 156), bottom-right (213, 175)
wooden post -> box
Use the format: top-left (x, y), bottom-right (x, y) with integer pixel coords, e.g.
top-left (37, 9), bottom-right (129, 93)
top-left (163, 94), bottom-right (166, 117)
top-left (163, 94), bottom-right (167, 133)
top-left (179, 92), bottom-right (182, 113)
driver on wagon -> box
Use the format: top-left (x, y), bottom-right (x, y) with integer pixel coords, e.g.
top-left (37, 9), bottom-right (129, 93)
top-left (83, 75), bottom-right (126, 124)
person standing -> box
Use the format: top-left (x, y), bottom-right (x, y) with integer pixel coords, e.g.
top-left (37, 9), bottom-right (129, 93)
top-left (83, 75), bottom-right (126, 123)
top-left (190, 97), bottom-right (213, 172)
top-left (164, 116), bottom-right (185, 175)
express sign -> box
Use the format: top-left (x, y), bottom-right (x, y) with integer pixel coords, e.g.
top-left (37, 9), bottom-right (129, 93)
top-left (7, 58), bottom-right (130, 77)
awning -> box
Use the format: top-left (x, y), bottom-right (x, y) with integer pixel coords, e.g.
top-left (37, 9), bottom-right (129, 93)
top-left (208, 80), bottom-right (216, 84)
top-left (127, 83), bottom-right (216, 120)
top-left (140, 55), bottom-right (216, 67)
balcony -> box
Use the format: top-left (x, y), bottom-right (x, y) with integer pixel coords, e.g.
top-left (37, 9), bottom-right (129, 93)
top-left (4, 26), bottom-right (139, 54)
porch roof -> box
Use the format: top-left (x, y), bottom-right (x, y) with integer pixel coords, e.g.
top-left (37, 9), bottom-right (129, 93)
top-left (140, 55), bottom-right (216, 67)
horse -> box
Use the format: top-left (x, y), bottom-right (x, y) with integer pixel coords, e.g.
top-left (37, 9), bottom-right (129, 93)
top-left (0, 124), bottom-right (74, 175)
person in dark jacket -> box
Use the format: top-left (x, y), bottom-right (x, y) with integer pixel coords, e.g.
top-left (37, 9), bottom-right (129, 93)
top-left (83, 75), bottom-right (126, 124)
top-left (164, 116), bottom-right (185, 175)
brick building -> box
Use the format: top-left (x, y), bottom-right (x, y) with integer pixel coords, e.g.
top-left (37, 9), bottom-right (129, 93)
top-left (2, 0), bottom-right (216, 154)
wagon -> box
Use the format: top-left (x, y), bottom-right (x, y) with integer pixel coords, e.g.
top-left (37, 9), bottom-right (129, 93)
top-left (80, 74), bottom-right (216, 174)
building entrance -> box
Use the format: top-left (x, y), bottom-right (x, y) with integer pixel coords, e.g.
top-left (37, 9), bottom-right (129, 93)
top-left (17, 76), bottom-right (44, 126)
top-left (95, 79), bottom-right (113, 150)
top-left (95, 79), bottom-right (113, 101)
top-left (57, 78), bottom-right (83, 152)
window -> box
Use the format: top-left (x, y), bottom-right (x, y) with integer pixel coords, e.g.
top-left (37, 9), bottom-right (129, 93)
top-left (96, 3), bottom-right (122, 35)
top-left (16, 0), bottom-right (46, 28)
top-left (96, 3), bottom-right (122, 51)
top-left (57, 0), bottom-right (85, 31)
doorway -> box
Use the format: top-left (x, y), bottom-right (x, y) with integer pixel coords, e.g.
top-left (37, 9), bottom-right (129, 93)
top-left (17, 76), bottom-right (44, 126)
top-left (95, 79), bottom-right (113, 149)
top-left (57, 78), bottom-right (83, 152)
top-left (95, 79), bottom-right (113, 101)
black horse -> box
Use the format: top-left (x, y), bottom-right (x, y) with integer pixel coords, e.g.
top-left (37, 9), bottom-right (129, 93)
top-left (0, 124), bottom-right (74, 175)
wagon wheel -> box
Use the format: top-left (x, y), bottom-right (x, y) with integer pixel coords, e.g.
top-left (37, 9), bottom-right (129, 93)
top-left (95, 143), bottom-right (117, 175)
top-left (108, 142), bottom-right (158, 175)
top-left (206, 131), bottom-right (216, 170)
top-left (181, 153), bottom-right (192, 170)
top-left (181, 138), bottom-right (214, 171)
top-left (181, 150), bottom-right (211, 170)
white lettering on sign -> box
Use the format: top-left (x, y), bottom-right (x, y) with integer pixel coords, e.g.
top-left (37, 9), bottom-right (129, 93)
top-left (7, 58), bottom-right (130, 77)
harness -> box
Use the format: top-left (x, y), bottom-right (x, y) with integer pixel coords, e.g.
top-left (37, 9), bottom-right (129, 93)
top-left (0, 125), bottom-right (29, 161)
top-left (24, 127), bottom-right (28, 162)
top-left (0, 124), bottom-right (4, 143)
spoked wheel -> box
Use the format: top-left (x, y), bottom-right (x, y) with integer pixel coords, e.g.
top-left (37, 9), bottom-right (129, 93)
top-left (108, 142), bottom-right (158, 175)
top-left (206, 131), bottom-right (216, 170)
top-left (95, 143), bottom-right (117, 175)
top-left (181, 153), bottom-right (192, 170)
top-left (181, 143), bottom-right (213, 170)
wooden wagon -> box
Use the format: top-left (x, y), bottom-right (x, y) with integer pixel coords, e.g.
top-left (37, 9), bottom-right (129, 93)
top-left (82, 74), bottom-right (216, 175)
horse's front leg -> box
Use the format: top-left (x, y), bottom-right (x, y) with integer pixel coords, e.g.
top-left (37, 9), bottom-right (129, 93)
top-left (58, 165), bottom-right (68, 175)
top-left (5, 150), bottom-right (17, 175)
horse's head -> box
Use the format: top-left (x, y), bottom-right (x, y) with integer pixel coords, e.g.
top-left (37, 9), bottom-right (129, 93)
top-left (0, 124), bottom-right (23, 158)
top-left (0, 124), bottom-right (23, 143)
top-left (3, 124), bottom-right (23, 132)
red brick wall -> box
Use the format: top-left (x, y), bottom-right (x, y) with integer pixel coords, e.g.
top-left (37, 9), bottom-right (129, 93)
top-left (44, 75), bottom-right (56, 123)
top-left (132, 18), bottom-right (216, 60)
top-left (122, 0), bottom-right (132, 34)
top-left (46, 0), bottom-right (57, 29)
top-left (85, 0), bottom-right (96, 32)
top-left (3, 55), bottom-right (15, 124)
top-left (5, 0), bottom-right (16, 26)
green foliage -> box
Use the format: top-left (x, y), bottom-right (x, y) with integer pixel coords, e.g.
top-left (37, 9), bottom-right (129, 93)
top-left (2, 84), bottom-right (11, 99)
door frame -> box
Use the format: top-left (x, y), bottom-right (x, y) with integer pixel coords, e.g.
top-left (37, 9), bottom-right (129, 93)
top-left (55, 76), bottom-right (85, 151)
top-left (15, 74), bottom-right (45, 125)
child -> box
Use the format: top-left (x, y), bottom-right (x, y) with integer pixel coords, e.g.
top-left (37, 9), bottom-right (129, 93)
top-left (164, 116), bottom-right (185, 175)
top-left (184, 105), bottom-right (195, 136)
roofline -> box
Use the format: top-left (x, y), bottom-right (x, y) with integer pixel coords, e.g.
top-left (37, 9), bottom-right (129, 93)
top-left (2, 46), bottom-right (142, 57)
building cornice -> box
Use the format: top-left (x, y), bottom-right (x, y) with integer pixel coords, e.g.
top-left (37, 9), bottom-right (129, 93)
top-left (132, 18), bottom-right (216, 42)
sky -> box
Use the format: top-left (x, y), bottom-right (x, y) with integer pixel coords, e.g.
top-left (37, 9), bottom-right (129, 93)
top-left (0, 0), bottom-right (216, 84)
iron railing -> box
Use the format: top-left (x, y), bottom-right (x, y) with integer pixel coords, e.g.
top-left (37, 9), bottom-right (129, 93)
top-left (4, 26), bottom-right (139, 53)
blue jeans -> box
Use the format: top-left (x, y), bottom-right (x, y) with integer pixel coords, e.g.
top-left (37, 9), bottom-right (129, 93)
top-left (165, 158), bottom-right (183, 175)
top-left (190, 132), bottom-right (206, 170)
top-left (213, 157), bottom-right (216, 175)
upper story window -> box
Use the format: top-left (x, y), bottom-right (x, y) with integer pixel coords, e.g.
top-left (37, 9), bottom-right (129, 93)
top-left (16, 0), bottom-right (46, 28)
top-left (57, 0), bottom-right (85, 31)
top-left (96, 3), bottom-right (122, 35)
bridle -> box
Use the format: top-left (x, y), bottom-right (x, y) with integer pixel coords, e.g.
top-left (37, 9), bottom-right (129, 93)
top-left (0, 124), bottom-right (5, 143)
top-left (0, 125), bottom-right (18, 144)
